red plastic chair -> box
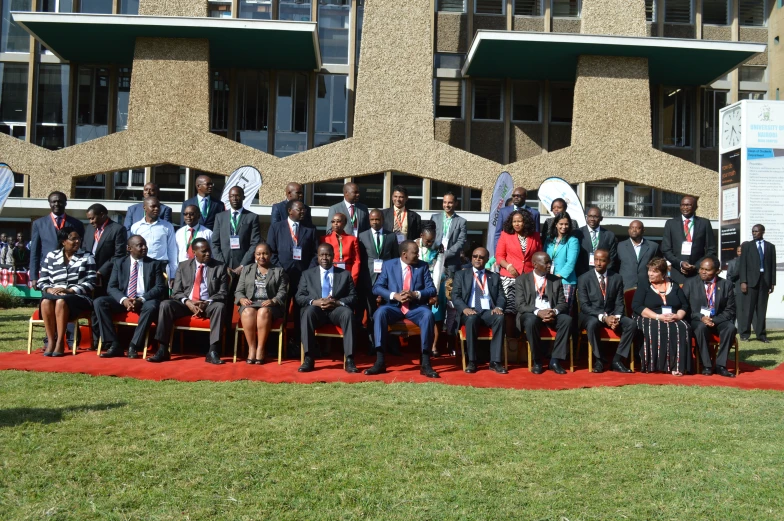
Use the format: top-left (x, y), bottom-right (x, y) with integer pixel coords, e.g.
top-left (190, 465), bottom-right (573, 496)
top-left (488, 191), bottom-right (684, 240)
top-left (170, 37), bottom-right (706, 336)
top-left (232, 305), bottom-right (287, 364)
top-left (692, 331), bottom-right (740, 376)
top-left (170, 315), bottom-right (222, 356)
top-left (522, 323), bottom-right (574, 372)
top-left (27, 309), bottom-right (92, 355)
top-left (458, 325), bottom-right (508, 371)
top-left (96, 311), bottom-right (156, 359)
top-left (300, 324), bottom-right (346, 369)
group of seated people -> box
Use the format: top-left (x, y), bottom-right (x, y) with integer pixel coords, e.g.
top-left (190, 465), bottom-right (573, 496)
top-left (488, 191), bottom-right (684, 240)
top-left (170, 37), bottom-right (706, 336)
top-left (29, 180), bottom-right (743, 379)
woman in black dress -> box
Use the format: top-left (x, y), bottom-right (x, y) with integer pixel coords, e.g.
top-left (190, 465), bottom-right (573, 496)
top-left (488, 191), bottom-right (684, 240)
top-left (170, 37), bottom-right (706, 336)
top-left (632, 257), bottom-right (691, 376)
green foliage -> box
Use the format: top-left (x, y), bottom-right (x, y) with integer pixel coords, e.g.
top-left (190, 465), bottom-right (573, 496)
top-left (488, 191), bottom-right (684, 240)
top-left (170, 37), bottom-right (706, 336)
top-left (0, 289), bottom-right (24, 309)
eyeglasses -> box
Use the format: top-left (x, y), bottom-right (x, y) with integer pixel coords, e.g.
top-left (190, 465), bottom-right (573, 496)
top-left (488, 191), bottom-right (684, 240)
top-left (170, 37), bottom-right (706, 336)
top-left (471, 255), bottom-right (486, 259)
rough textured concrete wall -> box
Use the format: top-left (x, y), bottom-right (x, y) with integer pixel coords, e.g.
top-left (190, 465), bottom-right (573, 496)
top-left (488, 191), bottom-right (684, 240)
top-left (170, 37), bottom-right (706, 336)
top-left (548, 125), bottom-right (572, 152)
top-left (769, 6), bottom-right (783, 101)
top-left (473, 15), bottom-right (506, 32)
top-left (581, 0), bottom-right (646, 37)
top-left (435, 13), bottom-right (468, 53)
top-left (552, 19), bottom-right (580, 33)
top-left (513, 17), bottom-right (544, 32)
top-left (470, 122), bottom-right (504, 163)
top-left (511, 124), bottom-right (543, 162)
top-left (663, 147), bottom-right (695, 162)
top-left (663, 24), bottom-right (696, 38)
top-left (138, 0), bottom-right (206, 17)
top-left (740, 28), bottom-right (768, 65)
top-left (434, 119), bottom-right (466, 150)
top-left (703, 25), bottom-right (732, 41)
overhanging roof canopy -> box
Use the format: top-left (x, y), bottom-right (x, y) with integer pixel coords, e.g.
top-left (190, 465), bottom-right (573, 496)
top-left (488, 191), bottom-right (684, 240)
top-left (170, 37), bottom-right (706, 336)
top-left (12, 12), bottom-right (321, 70)
top-left (463, 31), bottom-right (766, 85)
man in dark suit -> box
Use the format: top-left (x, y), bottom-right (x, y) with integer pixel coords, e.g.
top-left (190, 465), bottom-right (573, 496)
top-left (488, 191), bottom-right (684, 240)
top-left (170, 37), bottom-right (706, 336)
top-left (577, 249), bottom-right (636, 373)
top-left (267, 200), bottom-right (319, 293)
top-left (270, 182), bottom-right (314, 228)
top-left (368, 241), bottom-right (439, 378)
top-left (493, 186), bottom-right (541, 250)
top-left (295, 243), bottom-right (359, 373)
top-left (661, 195), bottom-right (716, 285)
top-left (575, 206), bottom-right (618, 277)
top-left (452, 247), bottom-right (507, 374)
top-left (515, 251), bottom-right (572, 375)
top-left (124, 182), bottom-right (173, 237)
top-left (84, 203), bottom-right (127, 349)
top-left (180, 174), bottom-right (225, 230)
top-left (149, 238), bottom-right (229, 364)
top-left (431, 191), bottom-right (467, 278)
top-left (210, 186), bottom-right (261, 277)
top-left (617, 220), bottom-right (661, 290)
top-left (30, 191), bottom-right (85, 285)
top-left (726, 244), bottom-right (745, 335)
top-left (326, 182), bottom-right (370, 237)
top-left (381, 185), bottom-right (422, 243)
top-left (95, 236), bottom-right (167, 359)
top-left (358, 210), bottom-right (399, 331)
top-left (739, 225), bottom-right (776, 343)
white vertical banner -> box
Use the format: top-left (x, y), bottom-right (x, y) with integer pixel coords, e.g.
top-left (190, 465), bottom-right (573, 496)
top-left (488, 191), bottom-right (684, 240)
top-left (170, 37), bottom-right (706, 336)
top-left (221, 166), bottom-right (263, 211)
top-left (485, 171), bottom-right (514, 260)
top-left (0, 163), bottom-right (14, 212)
top-left (537, 177), bottom-right (586, 228)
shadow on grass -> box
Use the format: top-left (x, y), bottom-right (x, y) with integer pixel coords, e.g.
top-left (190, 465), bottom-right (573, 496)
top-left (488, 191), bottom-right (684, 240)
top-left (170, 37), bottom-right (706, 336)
top-left (0, 402), bottom-right (127, 428)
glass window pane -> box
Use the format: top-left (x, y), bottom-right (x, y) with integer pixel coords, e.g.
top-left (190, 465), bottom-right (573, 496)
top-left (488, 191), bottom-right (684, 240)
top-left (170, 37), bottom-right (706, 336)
top-left (738, 0), bottom-right (765, 26)
top-left (552, 0), bottom-right (579, 17)
top-left (315, 74), bottom-right (347, 147)
top-left (435, 53), bottom-right (464, 70)
top-left (119, 0), bottom-right (140, 14)
top-left (280, 0), bottom-right (311, 21)
top-left (701, 89), bottom-right (727, 148)
top-left (550, 83), bottom-right (574, 123)
top-left (586, 184), bottom-right (616, 216)
top-left (740, 66), bottom-right (766, 82)
top-left (75, 66), bottom-right (109, 144)
top-left (437, 0), bottom-right (465, 12)
top-left (512, 81), bottom-right (540, 122)
top-left (515, 0), bottom-right (542, 16)
top-left (113, 168), bottom-right (146, 200)
top-left (239, 0), bottom-right (272, 19)
top-left (476, 0), bottom-right (504, 14)
top-left (208, 1), bottom-right (233, 17)
top-left (235, 69), bottom-right (269, 152)
top-left (430, 182), bottom-right (464, 210)
top-left (79, 0), bottom-right (112, 13)
top-left (645, 0), bottom-right (655, 21)
top-left (356, 0), bottom-right (364, 63)
top-left (74, 174), bottom-right (106, 199)
top-left (312, 180), bottom-right (347, 207)
top-left (275, 72), bottom-right (308, 157)
top-left (662, 87), bottom-right (692, 147)
top-left (659, 190), bottom-right (683, 218)
top-left (473, 80), bottom-right (502, 120)
top-left (624, 185), bottom-right (653, 217)
top-left (39, 0), bottom-right (73, 12)
top-left (0, 63), bottom-right (29, 124)
top-left (211, 69), bottom-right (230, 135)
top-left (35, 63), bottom-right (69, 150)
top-left (738, 91), bottom-right (766, 100)
top-left (702, 0), bottom-right (728, 24)
top-left (152, 164), bottom-right (186, 202)
top-left (354, 173), bottom-right (384, 209)
top-left (319, 0), bottom-right (350, 65)
top-left (391, 173), bottom-right (424, 211)
top-left (116, 67), bottom-right (131, 132)
top-left (435, 79), bottom-right (463, 119)
top-left (664, 0), bottom-right (692, 23)
top-left (2, 0), bottom-right (33, 53)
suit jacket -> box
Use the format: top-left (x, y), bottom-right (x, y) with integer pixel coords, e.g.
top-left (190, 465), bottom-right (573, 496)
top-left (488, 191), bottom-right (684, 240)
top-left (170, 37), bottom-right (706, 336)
top-left (372, 258), bottom-right (437, 309)
top-left (320, 231), bottom-right (361, 285)
top-left (577, 269), bottom-right (625, 318)
top-left (358, 228), bottom-right (399, 285)
top-left (682, 275), bottom-right (736, 325)
top-left (234, 264), bottom-right (289, 307)
top-left (496, 231), bottom-right (542, 277)
top-left (266, 220), bottom-right (318, 275)
top-left (726, 257), bottom-right (740, 289)
top-left (381, 207), bottom-right (422, 242)
top-left (739, 240), bottom-right (777, 288)
top-left (575, 226), bottom-right (618, 276)
top-left (124, 202), bottom-right (173, 237)
top-left (83, 221), bottom-right (126, 280)
top-left (493, 204), bottom-right (541, 248)
top-left (295, 266), bottom-right (357, 309)
top-left (514, 271), bottom-right (568, 315)
top-left (270, 200), bottom-right (314, 228)
top-left (107, 255), bottom-right (167, 304)
top-left (617, 238), bottom-right (661, 290)
top-left (326, 201), bottom-right (370, 236)
top-left (171, 258), bottom-right (229, 303)
top-left (211, 208), bottom-right (262, 269)
top-left (29, 213), bottom-right (85, 280)
top-left (451, 268), bottom-right (506, 317)
top-left (431, 212), bottom-right (467, 269)
top-left (180, 195), bottom-right (225, 230)
top-left (661, 215), bottom-right (716, 283)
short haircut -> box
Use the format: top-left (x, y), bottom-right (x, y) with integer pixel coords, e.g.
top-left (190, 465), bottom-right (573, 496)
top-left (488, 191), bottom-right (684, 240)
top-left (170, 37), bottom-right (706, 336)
top-left (754, 223), bottom-right (766, 232)
top-left (286, 199), bottom-right (303, 212)
top-left (698, 255), bottom-right (721, 270)
top-left (318, 243), bottom-right (334, 254)
top-left (586, 206), bottom-right (602, 215)
top-left (183, 204), bottom-right (201, 215)
top-left (229, 185), bottom-right (245, 196)
top-left (87, 203), bottom-right (107, 215)
top-left (443, 191), bottom-right (456, 199)
top-left (191, 238), bottom-right (210, 251)
top-left (594, 248), bottom-right (610, 257)
top-left (551, 197), bottom-right (567, 210)
top-left (420, 219), bottom-right (436, 236)
top-left (56, 226), bottom-right (77, 247)
top-left (48, 191), bottom-right (67, 201)
top-left (646, 257), bottom-right (669, 278)
top-left (392, 185), bottom-right (408, 197)
top-left (127, 234), bottom-right (145, 247)
top-left (400, 240), bottom-right (418, 255)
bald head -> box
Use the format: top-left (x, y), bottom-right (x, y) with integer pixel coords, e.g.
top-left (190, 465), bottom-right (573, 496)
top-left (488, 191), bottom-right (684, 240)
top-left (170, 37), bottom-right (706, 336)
top-left (285, 182), bottom-right (304, 202)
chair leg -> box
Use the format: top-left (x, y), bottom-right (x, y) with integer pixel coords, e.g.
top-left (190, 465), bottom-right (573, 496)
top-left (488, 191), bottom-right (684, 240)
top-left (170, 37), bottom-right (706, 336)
top-left (503, 337), bottom-right (508, 370)
top-left (72, 319), bottom-right (79, 355)
top-left (734, 336), bottom-right (740, 376)
top-left (569, 336), bottom-right (574, 373)
top-left (695, 344), bottom-right (700, 374)
top-left (527, 340), bottom-right (532, 372)
top-left (301, 343), bottom-right (304, 364)
top-left (343, 353), bottom-right (346, 370)
top-left (27, 320), bottom-right (34, 354)
top-left (142, 331), bottom-right (150, 360)
top-left (630, 344), bottom-right (635, 372)
top-left (233, 327), bottom-right (239, 364)
top-left (588, 341), bottom-right (593, 373)
top-left (278, 329), bottom-right (283, 365)
top-left (460, 332), bottom-right (466, 371)
top-left (97, 338), bottom-right (102, 357)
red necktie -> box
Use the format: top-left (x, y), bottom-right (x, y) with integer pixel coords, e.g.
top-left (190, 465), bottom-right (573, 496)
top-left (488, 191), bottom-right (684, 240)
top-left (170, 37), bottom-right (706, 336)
top-left (191, 264), bottom-right (203, 301)
top-left (683, 218), bottom-right (691, 242)
top-left (401, 264), bottom-right (411, 315)
top-left (186, 228), bottom-right (195, 259)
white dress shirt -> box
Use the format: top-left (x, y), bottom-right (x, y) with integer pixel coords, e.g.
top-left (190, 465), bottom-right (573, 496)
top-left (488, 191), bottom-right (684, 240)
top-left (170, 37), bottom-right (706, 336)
top-left (310, 266), bottom-right (344, 305)
top-left (390, 261), bottom-right (421, 301)
top-left (119, 257), bottom-right (145, 304)
top-left (631, 238), bottom-right (644, 260)
top-left (176, 225), bottom-right (213, 262)
top-left (181, 261), bottom-right (210, 302)
top-left (533, 272), bottom-right (558, 316)
top-left (130, 218), bottom-right (178, 280)
top-left (344, 199), bottom-right (358, 236)
top-left (470, 267), bottom-right (490, 309)
top-left (594, 269), bottom-right (619, 323)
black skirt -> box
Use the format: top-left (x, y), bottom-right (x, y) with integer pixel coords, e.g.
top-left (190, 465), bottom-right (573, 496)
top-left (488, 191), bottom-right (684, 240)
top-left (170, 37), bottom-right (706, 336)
top-left (40, 292), bottom-right (92, 321)
top-left (635, 316), bottom-right (691, 373)
top-left (238, 302), bottom-right (284, 320)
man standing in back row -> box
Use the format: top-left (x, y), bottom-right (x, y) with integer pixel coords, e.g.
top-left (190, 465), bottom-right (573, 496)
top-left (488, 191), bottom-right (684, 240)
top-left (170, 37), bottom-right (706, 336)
top-left (181, 174), bottom-right (225, 231)
top-left (617, 220), bottom-right (661, 290)
top-left (493, 186), bottom-right (541, 249)
top-left (211, 186), bottom-right (261, 277)
top-left (382, 185), bottom-right (422, 243)
top-left (326, 182), bottom-right (370, 237)
top-left (661, 195), bottom-right (716, 285)
top-left (271, 182), bottom-right (314, 228)
top-left (575, 206), bottom-right (618, 277)
top-left (431, 192), bottom-right (467, 279)
top-left (739, 224), bottom-right (776, 343)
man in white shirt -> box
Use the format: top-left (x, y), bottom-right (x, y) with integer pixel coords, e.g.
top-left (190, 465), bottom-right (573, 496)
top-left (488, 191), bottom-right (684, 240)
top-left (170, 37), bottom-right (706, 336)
top-left (130, 197), bottom-right (178, 281)
top-left (176, 205), bottom-right (213, 262)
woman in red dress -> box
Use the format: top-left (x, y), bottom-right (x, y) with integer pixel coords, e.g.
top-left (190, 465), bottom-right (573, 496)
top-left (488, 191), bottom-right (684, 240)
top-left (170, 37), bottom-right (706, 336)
top-left (320, 212), bottom-right (361, 286)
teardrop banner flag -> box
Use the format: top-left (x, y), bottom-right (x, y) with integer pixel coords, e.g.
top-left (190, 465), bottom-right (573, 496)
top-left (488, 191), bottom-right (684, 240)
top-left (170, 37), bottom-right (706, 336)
top-left (537, 177), bottom-right (587, 229)
top-left (485, 171), bottom-right (515, 260)
top-left (0, 163), bottom-right (15, 212)
top-left (221, 166), bottom-right (263, 211)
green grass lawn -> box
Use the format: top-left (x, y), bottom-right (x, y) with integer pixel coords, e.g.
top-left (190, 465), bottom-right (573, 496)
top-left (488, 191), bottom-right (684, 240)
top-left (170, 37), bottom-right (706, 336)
top-left (2, 307), bottom-right (784, 520)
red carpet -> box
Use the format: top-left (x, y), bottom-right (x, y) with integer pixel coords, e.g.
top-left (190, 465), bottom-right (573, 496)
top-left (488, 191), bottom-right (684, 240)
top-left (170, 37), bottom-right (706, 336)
top-left (2, 346), bottom-right (783, 391)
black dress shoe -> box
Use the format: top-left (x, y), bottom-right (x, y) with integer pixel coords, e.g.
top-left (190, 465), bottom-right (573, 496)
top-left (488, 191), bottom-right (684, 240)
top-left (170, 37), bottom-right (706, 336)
top-left (489, 361), bottom-right (508, 374)
top-left (364, 361), bottom-right (386, 375)
top-left (611, 361), bottom-right (633, 373)
top-left (465, 361), bottom-right (478, 373)
top-left (592, 360), bottom-right (605, 373)
top-left (100, 345), bottom-right (124, 358)
top-left (345, 357), bottom-right (359, 374)
top-left (298, 356), bottom-right (315, 372)
top-left (531, 362), bottom-right (544, 375)
top-left (550, 360), bottom-right (567, 375)
top-left (740, 335), bottom-right (750, 341)
top-left (147, 347), bottom-right (170, 363)
top-left (205, 350), bottom-right (224, 365)
top-left (127, 347), bottom-right (138, 359)
top-left (420, 365), bottom-right (440, 378)
top-left (758, 337), bottom-right (771, 344)
top-left (716, 366), bottom-right (736, 378)
top-left (701, 367), bottom-right (713, 376)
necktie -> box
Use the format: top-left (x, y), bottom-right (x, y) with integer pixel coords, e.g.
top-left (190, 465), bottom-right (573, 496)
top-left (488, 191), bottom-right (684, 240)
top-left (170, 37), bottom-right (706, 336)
top-left (191, 264), bottom-right (204, 301)
top-left (683, 218), bottom-right (691, 241)
top-left (349, 205), bottom-right (356, 227)
top-left (127, 260), bottom-right (138, 299)
top-left (201, 197), bottom-right (209, 217)
top-left (231, 211), bottom-right (239, 234)
top-left (599, 274), bottom-right (606, 300)
top-left (758, 241), bottom-right (764, 269)
top-left (376, 231), bottom-right (382, 253)
top-left (591, 229), bottom-right (598, 250)
top-left (322, 270), bottom-right (331, 298)
top-left (186, 228), bottom-right (195, 259)
top-left (473, 271), bottom-right (484, 312)
top-left (56, 215), bottom-right (63, 228)
top-left (401, 265), bottom-right (412, 315)
top-left (292, 222), bottom-right (299, 238)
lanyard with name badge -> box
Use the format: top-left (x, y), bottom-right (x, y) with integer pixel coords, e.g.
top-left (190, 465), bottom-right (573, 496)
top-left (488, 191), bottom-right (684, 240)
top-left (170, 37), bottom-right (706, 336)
top-left (473, 271), bottom-right (491, 310)
top-left (289, 222), bottom-right (302, 260)
top-left (230, 212), bottom-right (241, 249)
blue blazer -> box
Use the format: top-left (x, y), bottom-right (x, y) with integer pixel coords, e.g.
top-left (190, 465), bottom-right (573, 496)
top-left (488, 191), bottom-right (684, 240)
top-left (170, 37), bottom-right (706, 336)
top-left (124, 202), bottom-right (173, 238)
top-left (266, 220), bottom-right (318, 275)
top-left (180, 195), bottom-right (225, 230)
top-left (545, 235), bottom-right (579, 286)
top-left (29, 214), bottom-right (85, 280)
top-left (270, 200), bottom-right (314, 228)
top-left (372, 258), bottom-right (437, 309)
top-left (493, 204), bottom-right (541, 250)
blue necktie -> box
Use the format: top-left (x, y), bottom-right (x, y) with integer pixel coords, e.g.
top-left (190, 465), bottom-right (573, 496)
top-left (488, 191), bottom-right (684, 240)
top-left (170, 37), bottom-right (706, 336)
top-left (758, 241), bottom-right (764, 270)
top-left (473, 270), bottom-right (484, 312)
top-left (322, 270), bottom-right (331, 298)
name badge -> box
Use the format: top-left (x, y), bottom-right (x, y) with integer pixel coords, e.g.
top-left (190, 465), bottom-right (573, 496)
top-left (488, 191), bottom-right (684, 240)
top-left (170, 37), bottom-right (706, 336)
top-left (535, 297), bottom-right (551, 310)
top-left (700, 306), bottom-right (713, 317)
top-left (549, 264), bottom-right (555, 275)
top-left (681, 242), bottom-right (692, 256)
top-left (395, 232), bottom-right (406, 244)
top-left (230, 236), bottom-right (241, 249)
top-left (352, 229), bottom-right (358, 238)
top-left (374, 259), bottom-right (383, 273)
top-left (589, 253), bottom-right (595, 266)
top-left (661, 306), bottom-right (673, 314)
top-left (480, 297), bottom-right (491, 310)
top-left (441, 236), bottom-right (449, 248)
top-left (292, 247), bottom-right (302, 261)
top-left (335, 263), bottom-right (346, 270)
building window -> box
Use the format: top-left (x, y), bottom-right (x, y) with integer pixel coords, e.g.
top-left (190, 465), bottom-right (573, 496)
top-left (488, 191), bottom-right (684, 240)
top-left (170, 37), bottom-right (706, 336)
top-left (2, 0), bottom-right (32, 53)
top-left (739, 66), bottom-right (767, 82)
top-left (38, 0), bottom-right (74, 13)
top-left (275, 71), bottom-right (308, 157)
top-left (512, 81), bottom-right (540, 122)
top-left (235, 69), bottom-right (269, 152)
top-left (312, 180), bottom-right (346, 207)
top-left (515, 0), bottom-right (542, 16)
top-left (35, 63), bottom-right (69, 150)
top-left (152, 164), bottom-right (186, 202)
top-left (211, 69), bottom-right (229, 138)
top-left (702, 0), bottom-right (728, 24)
top-left (701, 89), bottom-right (727, 148)
top-left (659, 190), bottom-right (682, 218)
top-left (355, 173), bottom-right (384, 209)
top-left (319, 0), bottom-right (350, 65)
top-left (468, 189), bottom-right (482, 212)
top-left (116, 67), bottom-right (131, 132)
top-left (11, 173), bottom-right (24, 197)
top-left (239, 0), bottom-right (272, 19)
top-left (739, 0), bottom-right (765, 26)
top-left (74, 174), bottom-right (106, 199)
top-left (75, 66), bottom-right (109, 144)
top-left (665, 0), bottom-right (692, 23)
top-left (475, 0), bottom-right (504, 14)
top-left (356, 0), bottom-right (364, 62)
top-left (79, 0), bottom-right (112, 13)
top-left (472, 80), bottom-right (502, 121)
top-left (119, 0), bottom-right (139, 14)
top-left (0, 63), bottom-right (28, 141)
top-left (435, 53), bottom-right (465, 70)
top-left (315, 74), bottom-right (347, 148)
top-left (437, 0), bottom-right (466, 12)
top-left (645, 0), bottom-right (656, 21)
top-left (739, 91), bottom-right (766, 100)
top-left (550, 82), bottom-right (574, 124)
top-left (552, 0), bottom-right (580, 17)
top-left (435, 79), bottom-right (463, 119)
top-left (662, 87), bottom-right (691, 148)
top-left (208, 0), bottom-right (233, 18)
top-left (113, 169), bottom-right (146, 200)
top-left (279, 0), bottom-right (311, 21)
top-left (624, 184), bottom-right (654, 217)
top-left (586, 183), bottom-right (616, 216)
top-left (391, 173), bottom-right (424, 211)
top-left (430, 181), bottom-right (464, 210)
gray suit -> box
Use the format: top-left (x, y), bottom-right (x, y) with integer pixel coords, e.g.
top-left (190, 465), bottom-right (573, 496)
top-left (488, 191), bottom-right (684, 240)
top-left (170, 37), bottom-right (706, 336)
top-left (211, 208), bottom-right (262, 269)
top-left (430, 211), bottom-right (467, 276)
top-left (234, 264), bottom-right (289, 307)
top-left (326, 201), bottom-right (370, 237)
top-left (617, 238), bottom-right (661, 290)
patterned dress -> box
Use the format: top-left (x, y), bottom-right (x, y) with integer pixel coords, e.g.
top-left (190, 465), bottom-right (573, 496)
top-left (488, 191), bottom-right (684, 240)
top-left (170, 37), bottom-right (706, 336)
top-left (632, 281), bottom-right (691, 374)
